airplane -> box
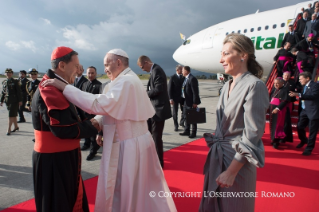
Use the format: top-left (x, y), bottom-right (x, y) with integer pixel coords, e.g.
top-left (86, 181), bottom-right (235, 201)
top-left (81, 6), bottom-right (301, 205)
top-left (173, 0), bottom-right (315, 80)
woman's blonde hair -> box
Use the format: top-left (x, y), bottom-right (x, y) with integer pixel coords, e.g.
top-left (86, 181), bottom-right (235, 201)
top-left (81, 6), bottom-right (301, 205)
top-left (223, 33), bottom-right (263, 79)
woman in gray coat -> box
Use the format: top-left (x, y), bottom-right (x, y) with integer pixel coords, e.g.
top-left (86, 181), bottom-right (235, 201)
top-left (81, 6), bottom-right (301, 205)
top-left (199, 34), bottom-right (269, 212)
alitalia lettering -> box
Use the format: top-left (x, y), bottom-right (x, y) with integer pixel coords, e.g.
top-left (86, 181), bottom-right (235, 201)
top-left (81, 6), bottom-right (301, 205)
top-left (251, 33), bottom-right (284, 50)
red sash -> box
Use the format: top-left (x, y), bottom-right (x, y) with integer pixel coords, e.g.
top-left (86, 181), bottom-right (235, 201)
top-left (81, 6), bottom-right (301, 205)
top-left (34, 130), bottom-right (80, 153)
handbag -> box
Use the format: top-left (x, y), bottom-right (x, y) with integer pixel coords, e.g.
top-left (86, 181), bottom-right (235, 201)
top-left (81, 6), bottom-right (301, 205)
top-left (185, 107), bottom-right (206, 124)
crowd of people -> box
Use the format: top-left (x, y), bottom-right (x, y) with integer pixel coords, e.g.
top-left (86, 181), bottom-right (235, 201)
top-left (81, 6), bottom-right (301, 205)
top-left (271, 4), bottom-right (319, 156)
top-left (1, 68), bottom-right (39, 135)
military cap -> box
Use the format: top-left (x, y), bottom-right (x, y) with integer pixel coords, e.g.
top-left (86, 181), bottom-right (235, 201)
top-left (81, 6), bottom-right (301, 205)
top-left (5, 68), bottom-right (13, 73)
top-left (28, 68), bottom-right (38, 74)
top-left (20, 70), bottom-right (27, 75)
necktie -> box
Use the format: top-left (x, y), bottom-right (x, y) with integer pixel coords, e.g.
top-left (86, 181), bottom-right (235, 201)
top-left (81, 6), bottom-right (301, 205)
top-left (301, 86), bottom-right (307, 109)
top-left (75, 78), bottom-right (78, 85)
top-left (181, 78), bottom-right (188, 98)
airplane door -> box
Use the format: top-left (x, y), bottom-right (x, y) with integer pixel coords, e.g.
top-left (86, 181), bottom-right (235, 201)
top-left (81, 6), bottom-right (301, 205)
top-left (202, 27), bottom-right (217, 49)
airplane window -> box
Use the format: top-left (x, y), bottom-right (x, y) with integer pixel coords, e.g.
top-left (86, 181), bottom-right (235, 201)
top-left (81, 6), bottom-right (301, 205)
top-left (232, 31), bottom-right (235, 34)
top-left (244, 29), bottom-right (247, 33)
top-left (265, 25), bottom-right (269, 30)
top-left (250, 28), bottom-right (254, 32)
top-left (273, 24), bottom-right (277, 29)
top-left (257, 27), bottom-right (261, 31)
top-left (183, 40), bottom-right (187, 45)
top-left (238, 30), bottom-right (241, 33)
top-left (226, 32), bottom-right (229, 35)
top-left (281, 23), bottom-right (285, 27)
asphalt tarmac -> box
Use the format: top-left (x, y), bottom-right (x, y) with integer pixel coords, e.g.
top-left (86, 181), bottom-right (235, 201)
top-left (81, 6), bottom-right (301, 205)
top-left (0, 78), bottom-right (222, 210)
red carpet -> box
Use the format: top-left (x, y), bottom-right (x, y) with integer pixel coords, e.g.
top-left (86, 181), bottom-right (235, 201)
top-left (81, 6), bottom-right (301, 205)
top-left (2, 124), bottom-right (319, 212)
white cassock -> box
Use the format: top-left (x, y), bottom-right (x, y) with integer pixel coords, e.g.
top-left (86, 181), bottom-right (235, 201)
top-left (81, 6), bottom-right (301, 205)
top-left (63, 68), bottom-right (177, 212)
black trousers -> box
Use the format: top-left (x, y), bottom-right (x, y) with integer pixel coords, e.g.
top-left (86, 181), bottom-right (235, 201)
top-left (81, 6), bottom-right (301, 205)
top-left (18, 94), bottom-right (27, 120)
top-left (183, 103), bottom-right (197, 134)
top-left (148, 118), bottom-right (165, 167)
top-left (172, 98), bottom-right (185, 128)
top-left (83, 136), bottom-right (100, 154)
top-left (297, 109), bottom-right (319, 152)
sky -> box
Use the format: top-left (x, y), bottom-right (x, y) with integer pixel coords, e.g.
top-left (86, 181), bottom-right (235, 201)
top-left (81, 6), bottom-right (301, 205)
top-left (0, 0), bottom-right (305, 75)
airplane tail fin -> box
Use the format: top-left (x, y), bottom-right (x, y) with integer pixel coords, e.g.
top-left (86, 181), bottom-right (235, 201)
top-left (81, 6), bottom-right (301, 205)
top-left (180, 32), bottom-right (186, 41)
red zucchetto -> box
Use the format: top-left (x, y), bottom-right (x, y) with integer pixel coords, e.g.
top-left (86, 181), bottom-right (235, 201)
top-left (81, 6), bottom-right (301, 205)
top-left (51, 46), bottom-right (74, 60)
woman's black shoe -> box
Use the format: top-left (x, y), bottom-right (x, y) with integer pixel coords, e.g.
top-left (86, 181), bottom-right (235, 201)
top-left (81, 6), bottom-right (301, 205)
top-left (6, 132), bottom-right (11, 136)
top-left (12, 127), bottom-right (19, 132)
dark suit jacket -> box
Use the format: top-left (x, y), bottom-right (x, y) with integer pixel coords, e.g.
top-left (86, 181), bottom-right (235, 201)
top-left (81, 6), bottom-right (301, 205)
top-left (305, 9), bottom-right (312, 18)
top-left (281, 31), bottom-right (300, 47)
top-left (284, 79), bottom-right (297, 102)
top-left (299, 81), bottom-right (319, 120)
top-left (168, 73), bottom-right (184, 102)
top-left (19, 77), bottom-right (29, 94)
top-left (74, 75), bottom-right (88, 90)
top-left (147, 64), bottom-right (172, 121)
top-left (81, 79), bottom-right (102, 119)
top-left (183, 74), bottom-right (201, 107)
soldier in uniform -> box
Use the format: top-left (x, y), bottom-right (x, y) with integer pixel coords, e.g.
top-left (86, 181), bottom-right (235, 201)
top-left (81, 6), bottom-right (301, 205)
top-left (26, 68), bottom-right (40, 111)
top-left (18, 70), bottom-right (29, 122)
top-left (0, 68), bottom-right (22, 135)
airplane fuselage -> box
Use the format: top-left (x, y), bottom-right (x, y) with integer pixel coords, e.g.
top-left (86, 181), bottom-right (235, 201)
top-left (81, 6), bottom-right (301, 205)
top-left (173, 1), bottom-right (315, 79)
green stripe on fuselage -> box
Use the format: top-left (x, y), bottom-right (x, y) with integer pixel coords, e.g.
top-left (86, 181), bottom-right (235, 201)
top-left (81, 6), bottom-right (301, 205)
top-left (251, 33), bottom-right (284, 50)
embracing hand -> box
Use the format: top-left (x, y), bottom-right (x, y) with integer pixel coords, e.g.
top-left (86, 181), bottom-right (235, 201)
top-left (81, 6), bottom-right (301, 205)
top-left (90, 118), bottom-right (101, 131)
top-left (41, 79), bottom-right (67, 91)
top-left (96, 134), bottom-right (103, 146)
top-left (216, 170), bottom-right (237, 188)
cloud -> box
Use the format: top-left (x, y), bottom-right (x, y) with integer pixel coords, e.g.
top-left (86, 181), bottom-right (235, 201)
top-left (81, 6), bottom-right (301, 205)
top-left (41, 18), bottom-right (51, 25)
top-left (21, 41), bottom-right (37, 52)
top-left (0, 0), bottom-right (305, 74)
top-left (5, 41), bottom-right (20, 51)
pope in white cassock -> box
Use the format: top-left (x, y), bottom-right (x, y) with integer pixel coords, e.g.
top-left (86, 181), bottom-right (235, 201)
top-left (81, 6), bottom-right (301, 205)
top-left (42, 49), bottom-right (177, 212)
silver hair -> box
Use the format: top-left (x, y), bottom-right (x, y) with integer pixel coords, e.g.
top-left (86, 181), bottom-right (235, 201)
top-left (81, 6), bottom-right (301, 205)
top-left (108, 53), bottom-right (129, 67)
top-left (176, 64), bottom-right (183, 71)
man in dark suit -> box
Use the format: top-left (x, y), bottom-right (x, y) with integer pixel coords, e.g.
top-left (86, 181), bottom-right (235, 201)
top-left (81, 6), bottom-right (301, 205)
top-left (81, 66), bottom-right (102, 160)
top-left (305, 4), bottom-right (312, 18)
top-left (74, 65), bottom-right (88, 90)
top-left (137, 55), bottom-right (172, 168)
top-left (168, 64), bottom-right (185, 131)
top-left (296, 11), bottom-right (310, 39)
top-left (289, 72), bottom-right (319, 156)
top-left (281, 25), bottom-right (299, 48)
top-left (179, 66), bottom-right (201, 138)
top-left (26, 68), bottom-right (40, 111)
top-left (18, 70), bottom-right (29, 122)
top-left (303, 14), bottom-right (319, 38)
